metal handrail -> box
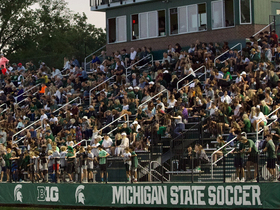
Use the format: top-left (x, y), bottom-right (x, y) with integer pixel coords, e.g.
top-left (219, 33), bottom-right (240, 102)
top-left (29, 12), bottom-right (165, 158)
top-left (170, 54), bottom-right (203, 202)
top-left (84, 45), bottom-right (106, 71)
top-left (74, 139), bottom-right (91, 148)
top-left (73, 114), bottom-right (129, 147)
top-left (53, 97), bottom-right (82, 113)
top-left (177, 65), bottom-right (206, 91)
top-left (107, 118), bottom-right (130, 135)
top-left (0, 103), bottom-right (7, 111)
top-left (12, 119), bottom-right (41, 142)
top-left (252, 21), bottom-right (274, 37)
top-left (214, 43), bottom-right (242, 66)
top-left (210, 132), bottom-right (246, 179)
top-left (98, 114), bottom-right (129, 134)
top-left (15, 83), bottom-right (41, 104)
top-left (256, 106), bottom-right (280, 141)
top-left (14, 124), bottom-right (42, 144)
top-left (139, 88), bottom-right (169, 108)
top-left (125, 54), bottom-right (153, 78)
top-left (138, 164), bottom-right (161, 182)
top-left (150, 161), bottom-right (170, 182)
top-left (89, 77), bottom-right (114, 105)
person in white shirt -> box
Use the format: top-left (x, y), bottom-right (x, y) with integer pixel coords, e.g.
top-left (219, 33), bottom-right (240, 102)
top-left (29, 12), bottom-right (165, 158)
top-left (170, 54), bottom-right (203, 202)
top-left (115, 132), bottom-right (129, 156)
top-left (102, 134), bottom-right (113, 155)
top-left (221, 91), bottom-right (232, 104)
top-left (122, 147), bottom-right (131, 182)
top-left (156, 98), bottom-right (165, 112)
top-left (235, 72), bottom-right (243, 84)
top-left (215, 71), bottom-right (223, 80)
top-left (130, 48), bottom-right (137, 62)
top-left (49, 113), bottom-right (58, 124)
top-left (253, 106), bottom-right (267, 131)
top-left (40, 110), bottom-right (48, 123)
top-left (91, 136), bottom-right (101, 157)
top-left (51, 67), bottom-right (63, 79)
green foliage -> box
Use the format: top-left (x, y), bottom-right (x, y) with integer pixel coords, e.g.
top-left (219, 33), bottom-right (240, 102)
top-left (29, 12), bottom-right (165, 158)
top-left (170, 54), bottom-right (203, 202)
top-left (1, 0), bottom-right (106, 68)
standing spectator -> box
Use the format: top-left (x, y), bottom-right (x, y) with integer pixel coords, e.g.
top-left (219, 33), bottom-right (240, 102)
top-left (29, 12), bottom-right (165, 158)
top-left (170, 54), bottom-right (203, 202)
top-left (242, 137), bottom-right (258, 182)
top-left (262, 134), bottom-right (277, 181)
top-left (0, 54), bottom-right (9, 68)
top-left (97, 145), bottom-right (109, 183)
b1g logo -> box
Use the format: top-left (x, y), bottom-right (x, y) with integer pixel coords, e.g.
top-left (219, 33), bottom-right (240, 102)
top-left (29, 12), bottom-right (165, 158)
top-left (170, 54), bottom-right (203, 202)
top-left (37, 186), bottom-right (59, 202)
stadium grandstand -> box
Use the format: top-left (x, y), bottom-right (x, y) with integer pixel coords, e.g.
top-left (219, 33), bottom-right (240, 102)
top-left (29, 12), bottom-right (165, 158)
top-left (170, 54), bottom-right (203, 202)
top-left (0, 0), bottom-right (279, 209)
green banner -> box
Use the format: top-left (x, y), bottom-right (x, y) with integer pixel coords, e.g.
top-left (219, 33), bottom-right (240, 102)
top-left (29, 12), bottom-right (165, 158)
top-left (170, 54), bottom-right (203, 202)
top-left (1, 183), bottom-right (280, 209)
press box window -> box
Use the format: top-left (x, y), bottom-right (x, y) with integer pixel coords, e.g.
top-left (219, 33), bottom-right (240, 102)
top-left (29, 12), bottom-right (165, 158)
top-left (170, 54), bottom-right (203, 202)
top-left (240, 0), bottom-right (251, 24)
top-left (108, 16), bottom-right (127, 43)
top-left (211, 0), bottom-right (234, 29)
top-left (131, 10), bottom-right (166, 40)
top-left (169, 3), bottom-right (207, 35)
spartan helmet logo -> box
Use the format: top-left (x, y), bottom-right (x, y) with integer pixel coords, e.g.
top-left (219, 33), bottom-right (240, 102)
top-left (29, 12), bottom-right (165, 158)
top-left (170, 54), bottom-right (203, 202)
top-left (14, 184), bottom-right (23, 202)
top-left (75, 185), bottom-right (85, 204)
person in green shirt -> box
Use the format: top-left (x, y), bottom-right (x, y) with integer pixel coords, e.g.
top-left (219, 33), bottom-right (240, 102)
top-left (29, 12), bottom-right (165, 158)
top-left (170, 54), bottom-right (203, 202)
top-left (130, 146), bottom-right (138, 182)
top-left (45, 130), bottom-right (55, 142)
top-left (97, 145), bottom-right (109, 183)
top-left (262, 134), bottom-right (277, 181)
top-left (113, 99), bottom-right (122, 112)
top-left (233, 136), bottom-right (245, 182)
top-left (242, 114), bottom-right (251, 133)
top-left (261, 100), bottom-right (270, 116)
top-left (4, 147), bottom-right (12, 182)
top-left (127, 87), bottom-right (135, 99)
top-left (242, 137), bottom-right (258, 182)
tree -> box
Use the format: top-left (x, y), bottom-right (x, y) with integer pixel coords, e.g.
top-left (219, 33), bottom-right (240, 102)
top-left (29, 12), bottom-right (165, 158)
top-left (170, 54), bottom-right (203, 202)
top-left (0, 0), bottom-right (38, 54)
top-left (4, 0), bottom-right (106, 68)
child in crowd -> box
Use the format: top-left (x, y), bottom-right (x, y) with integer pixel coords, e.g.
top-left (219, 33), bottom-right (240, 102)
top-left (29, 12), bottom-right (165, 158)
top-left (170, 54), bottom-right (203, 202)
top-left (87, 146), bottom-right (94, 182)
top-left (130, 146), bottom-right (138, 182)
top-left (10, 151), bottom-right (19, 182)
top-left (122, 147), bottom-right (131, 182)
top-left (47, 150), bottom-right (53, 182)
top-left (39, 145), bottom-right (48, 182)
top-left (60, 146), bottom-right (67, 182)
top-left (52, 145), bottom-right (60, 183)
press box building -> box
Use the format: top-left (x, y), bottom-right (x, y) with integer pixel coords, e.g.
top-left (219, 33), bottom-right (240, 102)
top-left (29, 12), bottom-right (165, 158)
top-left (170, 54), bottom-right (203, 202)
top-left (90, 0), bottom-right (280, 55)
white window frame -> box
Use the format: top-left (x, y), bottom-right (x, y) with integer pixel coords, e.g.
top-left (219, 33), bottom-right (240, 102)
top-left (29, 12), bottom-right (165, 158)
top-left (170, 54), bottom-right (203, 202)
top-left (239, 0), bottom-right (252, 25)
top-left (169, 3), bottom-right (207, 36)
top-left (107, 15), bottom-right (127, 44)
top-left (116, 16), bottom-right (127, 42)
top-left (211, 0), bottom-right (225, 29)
top-left (131, 10), bottom-right (166, 41)
top-left (211, 0), bottom-right (235, 30)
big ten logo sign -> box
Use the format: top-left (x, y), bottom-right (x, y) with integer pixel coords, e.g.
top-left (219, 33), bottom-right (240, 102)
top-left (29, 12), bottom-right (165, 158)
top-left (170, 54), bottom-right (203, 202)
top-left (37, 186), bottom-right (59, 202)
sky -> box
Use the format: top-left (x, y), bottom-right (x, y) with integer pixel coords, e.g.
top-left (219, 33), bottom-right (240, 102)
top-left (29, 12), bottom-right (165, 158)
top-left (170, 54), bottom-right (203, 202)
top-left (66, 0), bottom-right (106, 29)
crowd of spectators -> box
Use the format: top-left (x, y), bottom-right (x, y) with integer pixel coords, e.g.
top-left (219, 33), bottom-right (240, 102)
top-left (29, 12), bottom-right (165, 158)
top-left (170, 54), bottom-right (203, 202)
top-left (0, 29), bottom-right (279, 182)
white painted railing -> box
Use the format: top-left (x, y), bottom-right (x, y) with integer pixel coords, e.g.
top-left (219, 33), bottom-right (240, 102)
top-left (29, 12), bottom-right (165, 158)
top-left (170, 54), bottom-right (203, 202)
top-left (252, 22), bottom-right (274, 37)
top-left (83, 45), bottom-right (106, 71)
top-left (177, 65), bottom-right (206, 91)
top-left (211, 132), bottom-right (247, 179)
top-left (89, 77), bottom-right (114, 105)
top-left (139, 88), bottom-right (169, 108)
top-left (125, 54), bottom-right (153, 78)
top-left (73, 114), bottom-right (129, 148)
top-left (214, 43), bottom-right (242, 66)
top-left (15, 83), bottom-right (41, 104)
top-left (256, 106), bottom-right (280, 142)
